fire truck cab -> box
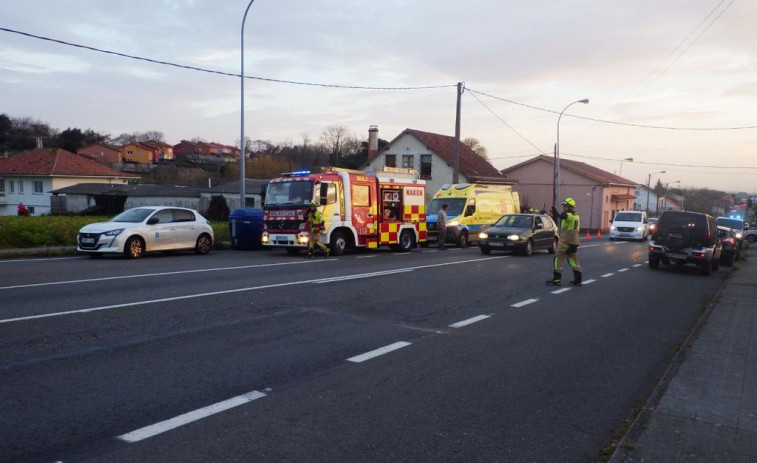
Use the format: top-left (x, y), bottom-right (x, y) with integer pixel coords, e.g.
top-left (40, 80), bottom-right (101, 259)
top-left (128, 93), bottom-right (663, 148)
top-left (261, 167), bottom-right (427, 255)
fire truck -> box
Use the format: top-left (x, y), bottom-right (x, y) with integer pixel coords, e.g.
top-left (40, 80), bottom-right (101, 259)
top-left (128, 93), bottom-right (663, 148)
top-left (261, 166), bottom-right (427, 255)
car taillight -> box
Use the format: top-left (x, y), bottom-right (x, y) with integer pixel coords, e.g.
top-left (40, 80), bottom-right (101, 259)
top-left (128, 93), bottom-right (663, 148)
top-left (722, 238), bottom-right (734, 245)
top-left (704, 231), bottom-right (710, 239)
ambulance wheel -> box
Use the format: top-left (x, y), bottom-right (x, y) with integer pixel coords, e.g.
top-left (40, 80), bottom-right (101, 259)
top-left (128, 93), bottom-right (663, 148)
top-left (330, 231), bottom-right (347, 256)
top-left (397, 230), bottom-right (415, 252)
top-left (456, 231), bottom-right (469, 248)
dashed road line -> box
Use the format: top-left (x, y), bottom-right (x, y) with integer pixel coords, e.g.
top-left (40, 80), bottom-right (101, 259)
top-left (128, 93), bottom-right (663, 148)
top-left (633, 264), bottom-right (643, 268)
top-left (551, 288), bottom-right (571, 294)
top-left (449, 315), bottom-right (491, 328)
top-left (583, 279), bottom-right (596, 285)
top-left (601, 273), bottom-right (614, 278)
top-left (511, 298), bottom-right (538, 308)
top-left (356, 255), bottom-right (377, 259)
top-left (618, 268), bottom-right (629, 272)
top-left (118, 390), bottom-right (267, 443)
top-left (347, 341), bottom-right (411, 363)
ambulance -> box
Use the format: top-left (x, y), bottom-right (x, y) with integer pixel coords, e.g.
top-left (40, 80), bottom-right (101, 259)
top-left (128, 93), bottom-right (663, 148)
top-left (261, 166), bottom-right (427, 255)
top-left (425, 182), bottom-right (520, 247)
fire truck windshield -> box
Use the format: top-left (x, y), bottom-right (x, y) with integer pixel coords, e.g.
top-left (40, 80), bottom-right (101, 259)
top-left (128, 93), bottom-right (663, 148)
top-left (265, 181), bottom-right (314, 206)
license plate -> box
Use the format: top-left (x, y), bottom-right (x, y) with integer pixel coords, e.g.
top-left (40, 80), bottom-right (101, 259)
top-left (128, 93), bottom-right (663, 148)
top-left (81, 238), bottom-right (95, 244)
top-left (619, 233), bottom-right (631, 237)
top-left (489, 241), bottom-right (505, 247)
top-left (666, 252), bottom-right (687, 259)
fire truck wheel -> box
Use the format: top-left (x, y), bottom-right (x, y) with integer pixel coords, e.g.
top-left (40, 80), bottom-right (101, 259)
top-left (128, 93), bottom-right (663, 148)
top-left (330, 231), bottom-right (348, 256)
top-left (397, 230), bottom-right (415, 252)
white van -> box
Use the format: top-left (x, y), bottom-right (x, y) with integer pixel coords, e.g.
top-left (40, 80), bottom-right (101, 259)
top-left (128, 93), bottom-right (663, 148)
top-left (609, 211), bottom-right (648, 241)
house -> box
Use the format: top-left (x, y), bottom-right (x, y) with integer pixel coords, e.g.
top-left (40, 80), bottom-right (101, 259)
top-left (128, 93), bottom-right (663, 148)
top-left (141, 140), bottom-right (174, 162)
top-left (500, 155), bottom-right (638, 231)
top-left (0, 148), bottom-right (138, 215)
top-left (173, 140), bottom-right (240, 164)
top-left (50, 183), bottom-right (206, 215)
top-left (77, 143), bottom-right (121, 165)
top-left (362, 127), bottom-right (506, 200)
top-left (120, 142), bottom-right (156, 165)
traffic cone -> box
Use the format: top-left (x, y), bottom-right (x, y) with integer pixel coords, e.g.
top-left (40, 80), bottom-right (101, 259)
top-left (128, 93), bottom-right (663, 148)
top-left (585, 230), bottom-right (591, 240)
top-left (597, 229), bottom-right (602, 238)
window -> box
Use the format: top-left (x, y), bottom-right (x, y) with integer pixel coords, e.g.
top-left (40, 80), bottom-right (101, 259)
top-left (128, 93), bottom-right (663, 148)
top-left (402, 155), bottom-right (414, 169)
top-left (9, 180), bottom-right (14, 193)
top-left (152, 210), bottom-right (174, 223)
top-left (420, 155), bottom-right (432, 179)
top-left (325, 183), bottom-right (337, 204)
top-left (172, 209), bottom-right (195, 222)
top-left (0, 179), bottom-right (4, 193)
top-left (385, 154), bottom-right (396, 167)
top-left (244, 197), bottom-right (256, 208)
top-left (33, 181), bottom-right (43, 194)
top-left (18, 181), bottom-right (23, 193)
top-left (352, 185), bottom-right (370, 206)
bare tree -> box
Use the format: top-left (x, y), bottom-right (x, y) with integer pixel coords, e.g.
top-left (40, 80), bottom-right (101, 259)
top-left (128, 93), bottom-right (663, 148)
top-left (321, 125), bottom-right (360, 167)
top-left (463, 137), bottom-right (489, 160)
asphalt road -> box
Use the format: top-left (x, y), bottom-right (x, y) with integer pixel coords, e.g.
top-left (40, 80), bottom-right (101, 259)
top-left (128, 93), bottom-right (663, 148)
top-left (0, 239), bottom-right (726, 463)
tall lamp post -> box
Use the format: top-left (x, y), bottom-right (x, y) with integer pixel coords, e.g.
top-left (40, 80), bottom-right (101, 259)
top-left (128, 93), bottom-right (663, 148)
top-left (240, 0), bottom-right (256, 208)
top-left (554, 98), bottom-right (590, 209)
top-left (645, 170), bottom-right (665, 214)
top-left (618, 157), bottom-right (633, 176)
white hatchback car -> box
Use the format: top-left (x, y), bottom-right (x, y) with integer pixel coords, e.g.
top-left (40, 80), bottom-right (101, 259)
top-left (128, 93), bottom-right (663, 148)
top-left (77, 206), bottom-right (214, 258)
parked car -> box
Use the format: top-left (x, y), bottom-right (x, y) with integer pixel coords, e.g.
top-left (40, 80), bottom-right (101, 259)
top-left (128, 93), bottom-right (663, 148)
top-left (77, 206), bottom-right (214, 258)
top-left (648, 211), bottom-right (721, 276)
top-left (715, 217), bottom-right (745, 248)
top-left (647, 217), bottom-right (659, 233)
top-left (609, 210), bottom-right (648, 241)
top-left (717, 225), bottom-right (740, 267)
top-left (478, 213), bottom-right (559, 256)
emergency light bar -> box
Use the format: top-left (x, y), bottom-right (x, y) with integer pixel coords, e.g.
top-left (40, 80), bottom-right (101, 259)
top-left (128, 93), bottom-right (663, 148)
top-left (282, 170), bottom-right (311, 177)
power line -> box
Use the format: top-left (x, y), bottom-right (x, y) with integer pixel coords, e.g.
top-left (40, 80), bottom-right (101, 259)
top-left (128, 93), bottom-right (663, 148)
top-left (561, 151), bottom-right (757, 170)
top-left (466, 87), bottom-right (757, 131)
top-left (0, 27), bottom-right (456, 91)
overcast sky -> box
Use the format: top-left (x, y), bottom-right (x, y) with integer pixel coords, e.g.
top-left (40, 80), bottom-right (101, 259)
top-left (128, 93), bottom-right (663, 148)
top-left (1, 0), bottom-right (755, 193)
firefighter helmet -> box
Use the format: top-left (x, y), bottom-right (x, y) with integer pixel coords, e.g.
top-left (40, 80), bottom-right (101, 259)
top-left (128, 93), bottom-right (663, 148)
top-left (562, 197), bottom-right (576, 207)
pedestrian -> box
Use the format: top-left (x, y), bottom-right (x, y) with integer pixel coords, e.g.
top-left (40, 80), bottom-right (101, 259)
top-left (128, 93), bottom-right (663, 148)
top-left (305, 200), bottom-right (330, 258)
top-left (437, 203), bottom-right (448, 250)
top-left (546, 197), bottom-right (582, 286)
top-left (17, 202), bottom-right (28, 216)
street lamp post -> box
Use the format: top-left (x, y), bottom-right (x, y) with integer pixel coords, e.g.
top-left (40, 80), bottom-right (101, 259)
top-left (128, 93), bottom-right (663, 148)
top-left (645, 170), bottom-right (666, 214)
top-left (554, 99), bottom-right (590, 209)
top-left (618, 157), bottom-right (633, 177)
top-left (240, 0), bottom-right (256, 209)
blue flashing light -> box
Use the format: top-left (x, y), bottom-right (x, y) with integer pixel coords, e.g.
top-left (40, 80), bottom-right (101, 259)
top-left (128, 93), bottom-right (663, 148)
top-left (283, 170), bottom-right (311, 177)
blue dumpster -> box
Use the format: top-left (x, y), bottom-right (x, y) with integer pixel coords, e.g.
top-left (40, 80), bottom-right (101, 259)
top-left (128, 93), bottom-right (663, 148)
top-left (228, 208), bottom-right (264, 250)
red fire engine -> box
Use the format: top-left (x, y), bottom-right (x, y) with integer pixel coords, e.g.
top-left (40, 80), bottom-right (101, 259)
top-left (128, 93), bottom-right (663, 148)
top-left (261, 167), bottom-right (427, 255)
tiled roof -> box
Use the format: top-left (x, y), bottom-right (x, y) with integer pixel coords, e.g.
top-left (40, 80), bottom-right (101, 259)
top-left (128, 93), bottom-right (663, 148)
top-left (371, 129), bottom-right (504, 179)
top-left (51, 183), bottom-right (205, 197)
top-left (0, 148), bottom-right (137, 178)
top-left (501, 155), bottom-right (638, 186)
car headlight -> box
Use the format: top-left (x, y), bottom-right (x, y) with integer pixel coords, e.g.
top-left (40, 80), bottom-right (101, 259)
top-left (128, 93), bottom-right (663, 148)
top-left (448, 220), bottom-right (460, 227)
top-left (610, 225), bottom-right (616, 231)
top-left (735, 232), bottom-right (743, 239)
top-left (479, 232), bottom-right (488, 240)
top-left (104, 228), bottom-right (124, 236)
top-left (507, 234), bottom-right (520, 241)
top-left (637, 226), bottom-right (644, 231)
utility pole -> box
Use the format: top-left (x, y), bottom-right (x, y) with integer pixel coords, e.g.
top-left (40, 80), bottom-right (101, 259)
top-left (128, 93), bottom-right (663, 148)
top-left (452, 82), bottom-right (464, 184)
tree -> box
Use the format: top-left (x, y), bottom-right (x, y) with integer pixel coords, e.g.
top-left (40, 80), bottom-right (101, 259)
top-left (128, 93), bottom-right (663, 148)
top-left (111, 131), bottom-right (165, 145)
top-left (462, 137), bottom-right (489, 160)
top-left (321, 125), bottom-right (360, 167)
top-left (0, 114), bottom-right (12, 151)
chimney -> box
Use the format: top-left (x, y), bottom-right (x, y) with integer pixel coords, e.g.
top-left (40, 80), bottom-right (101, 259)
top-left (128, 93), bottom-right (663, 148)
top-left (367, 125), bottom-right (379, 160)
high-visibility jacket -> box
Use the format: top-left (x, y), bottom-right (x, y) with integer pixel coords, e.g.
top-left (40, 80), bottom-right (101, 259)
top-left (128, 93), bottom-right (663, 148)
top-left (559, 210), bottom-right (580, 245)
top-left (306, 210), bottom-right (324, 233)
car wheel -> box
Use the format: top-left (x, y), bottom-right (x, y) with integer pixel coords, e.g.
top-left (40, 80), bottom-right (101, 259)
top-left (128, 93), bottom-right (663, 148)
top-left (648, 254), bottom-right (660, 269)
top-left (548, 238), bottom-right (557, 254)
top-left (522, 240), bottom-right (533, 256)
top-left (397, 230), bottom-right (415, 252)
top-left (195, 233), bottom-right (212, 255)
top-left (457, 232), bottom-right (469, 248)
top-left (330, 230), bottom-right (348, 256)
top-left (285, 247), bottom-right (301, 255)
top-left (700, 261), bottom-right (711, 276)
top-left (124, 236), bottom-right (145, 259)
top-left (480, 246), bottom-right (491, 255)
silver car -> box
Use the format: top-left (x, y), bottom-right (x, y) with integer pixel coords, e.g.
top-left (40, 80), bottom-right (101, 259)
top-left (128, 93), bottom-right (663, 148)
top-left (77, 206), bottom-right (214, 258)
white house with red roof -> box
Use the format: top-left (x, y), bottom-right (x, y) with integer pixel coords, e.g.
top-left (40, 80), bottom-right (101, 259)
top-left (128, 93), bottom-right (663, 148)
top-left (0, 148), bottom-right (138, 215)
top-left (362, 127), bottom-right (506, 200)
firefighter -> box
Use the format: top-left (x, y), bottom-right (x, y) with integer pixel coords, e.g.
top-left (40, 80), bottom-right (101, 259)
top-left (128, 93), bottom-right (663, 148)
top-left (546, 197), bottom-right (582, 286)
top-left (305, 200), bottom-right (330, 258)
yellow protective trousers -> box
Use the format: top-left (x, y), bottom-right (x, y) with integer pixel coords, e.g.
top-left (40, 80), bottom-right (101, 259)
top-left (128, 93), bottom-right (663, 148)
top-left (553, 241), bottom-right (581, 275)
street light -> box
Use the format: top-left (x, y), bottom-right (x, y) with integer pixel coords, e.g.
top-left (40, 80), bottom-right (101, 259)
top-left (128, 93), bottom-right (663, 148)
top-left (645, 170), bottom-right (665, 214)
top-left (618, 157), bottom-right (633, 177)
top-left (554, 98), bottom-right (590, 209)
top-left (240, 0), bottom-right (256, 209)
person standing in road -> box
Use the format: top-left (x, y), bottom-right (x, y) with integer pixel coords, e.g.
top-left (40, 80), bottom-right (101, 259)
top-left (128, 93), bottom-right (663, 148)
top-left (547, 198), bottom-right (582, 286)
top-left (437, 203), bottom-right (449, 250)
top-left (305, 201), bottom-right (330, 258)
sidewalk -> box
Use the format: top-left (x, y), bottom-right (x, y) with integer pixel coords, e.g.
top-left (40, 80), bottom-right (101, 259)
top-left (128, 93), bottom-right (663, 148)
top-left (610, 250), bottom-right (757, 462)
top-left (0, 246), bottom-right (77, 258)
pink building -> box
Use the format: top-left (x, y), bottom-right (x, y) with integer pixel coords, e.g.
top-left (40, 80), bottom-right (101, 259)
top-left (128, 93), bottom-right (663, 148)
top-left (501, 155), bottom-right (639, 231)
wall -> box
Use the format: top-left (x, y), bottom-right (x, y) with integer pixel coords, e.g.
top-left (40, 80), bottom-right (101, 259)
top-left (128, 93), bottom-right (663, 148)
top-left (0, 176), bottom-right (52, 215)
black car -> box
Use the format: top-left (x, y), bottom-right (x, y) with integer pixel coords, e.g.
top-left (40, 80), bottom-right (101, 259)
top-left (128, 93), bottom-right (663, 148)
top-left (717, 225), bottom-right (740, 267)
top-left (478, 213), bottom-right (559, 256)
top-left (716, 217), bottom-right (745, 249)
top-left (648, 211), bottom-right (722, 276)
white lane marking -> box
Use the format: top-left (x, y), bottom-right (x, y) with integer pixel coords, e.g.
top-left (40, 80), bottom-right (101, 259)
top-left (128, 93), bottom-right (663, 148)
top-left (601, 273), bottom-right (614, 278)
top-left (0, 256), bottom-right (84, 264)
top-left (347, 341), bottom-right (411, 363)
top-left (551, 288), bottom-right (571, 294)
top-left (0, 255), bottom-right (510, 324)
top-left (583, 279), bottom-right (597, 285)
top-left (356, 255), bottom-right (377, 259)
top-left (449, 315), bottom-right (491, 328)
top-left (633, 264), bottom-right (642, 268)
top-left (392, 253), bottom-right (413, 256)
top-left (0, 260), bottom-right (333, 291)
top-left (118, 390), bottom-right (266, 443)
top-left (618, 268), bottom-right (629, 272)
top-left (313, 269), bottom-right (413, 284)
top-left (511, 298), bottom-right (538, 308)
top-left (581, 244), bottom-right (603, 248)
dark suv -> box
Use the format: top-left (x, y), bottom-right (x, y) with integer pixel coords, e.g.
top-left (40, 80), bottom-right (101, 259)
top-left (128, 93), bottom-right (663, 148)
top-left (648, 211), bottom-right (722, 276)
